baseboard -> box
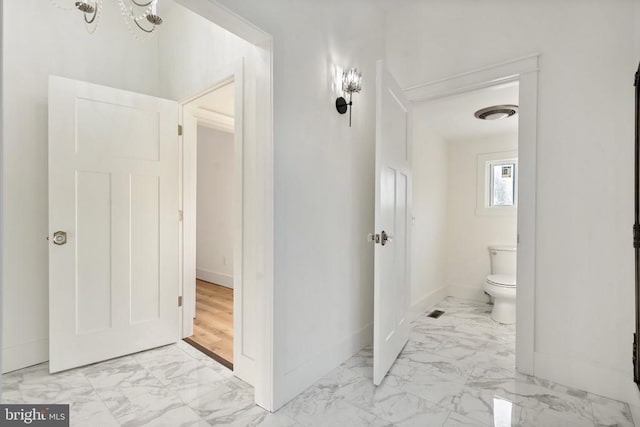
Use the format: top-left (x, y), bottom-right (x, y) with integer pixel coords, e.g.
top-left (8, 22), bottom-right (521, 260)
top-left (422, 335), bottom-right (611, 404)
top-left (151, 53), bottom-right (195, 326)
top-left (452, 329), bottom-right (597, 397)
top-left (196, 268), bottom-right (233, 288)
top-left (2, 339), bottom-right (48, 373)
top-left (274, 322), bottom-right (373, 410)
top-left (534, 351), bottom-right (640, 407)
top-left (447, 284), bottom-right (488, 302)
top-left (410, 286), bottom-right (447, 321)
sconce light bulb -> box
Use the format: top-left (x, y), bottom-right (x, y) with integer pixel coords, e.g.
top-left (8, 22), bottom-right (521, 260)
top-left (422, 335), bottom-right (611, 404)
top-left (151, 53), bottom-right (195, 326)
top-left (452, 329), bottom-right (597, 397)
top-left (342, 68), bottom-right (362, 94)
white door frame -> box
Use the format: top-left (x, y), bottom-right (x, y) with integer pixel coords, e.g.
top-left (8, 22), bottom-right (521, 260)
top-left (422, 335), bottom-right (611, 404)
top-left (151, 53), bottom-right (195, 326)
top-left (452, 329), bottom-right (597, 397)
top-left (180, 66), bottom-right (238, 341)
top-left (176, 0), bottom-right (274, 411)
top-left (180, 61), bottom-right (252, 379)
top-left (404, 53), bottom-right (539, 376)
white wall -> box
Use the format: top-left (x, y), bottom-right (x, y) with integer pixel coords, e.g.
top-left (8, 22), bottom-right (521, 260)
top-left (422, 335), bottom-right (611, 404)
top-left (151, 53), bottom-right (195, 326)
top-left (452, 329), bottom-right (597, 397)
top-left (2, 1), bottom-right (160, 373)
top-left (385, 0), bottom-right (638, 405)
top-left (158, 1), bottom-right (256, 101)
top-left (410, 113), bottom-right (449, 317)
top-left (196, 126), bottom-right (234, 288)
top-left (213, 0), bottom-right (385, 409)
top-left (445, 134), bottom-right (518, 301)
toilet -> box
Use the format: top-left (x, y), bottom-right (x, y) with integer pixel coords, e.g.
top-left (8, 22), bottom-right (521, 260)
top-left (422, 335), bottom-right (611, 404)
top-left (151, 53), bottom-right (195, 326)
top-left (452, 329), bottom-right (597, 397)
top-left (484, 245), bottom-right (517, 324)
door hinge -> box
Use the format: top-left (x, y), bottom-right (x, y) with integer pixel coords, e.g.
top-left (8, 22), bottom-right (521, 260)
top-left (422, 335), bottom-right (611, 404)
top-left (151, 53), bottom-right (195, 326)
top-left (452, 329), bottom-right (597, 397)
top-left (634, 333), bottom-right (639, 384)
top-left (178, 296), bottom-right (183, 307)
top-left (178, 210), bottom-right (183, 221)
top-left (178, 124), bottom-right (183, 136)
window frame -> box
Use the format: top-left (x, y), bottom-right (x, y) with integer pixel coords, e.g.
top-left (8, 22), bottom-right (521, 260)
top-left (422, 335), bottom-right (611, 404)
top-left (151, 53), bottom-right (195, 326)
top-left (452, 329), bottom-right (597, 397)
top-left (476, 150), bottom-right (518, 216)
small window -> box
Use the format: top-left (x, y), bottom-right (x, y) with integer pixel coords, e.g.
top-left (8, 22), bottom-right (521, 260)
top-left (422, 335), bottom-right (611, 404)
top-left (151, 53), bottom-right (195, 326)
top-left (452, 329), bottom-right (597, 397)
top-left (476, 150), bottom-right (518, 215)
top-left (490, 162), bottom-right (516, 207)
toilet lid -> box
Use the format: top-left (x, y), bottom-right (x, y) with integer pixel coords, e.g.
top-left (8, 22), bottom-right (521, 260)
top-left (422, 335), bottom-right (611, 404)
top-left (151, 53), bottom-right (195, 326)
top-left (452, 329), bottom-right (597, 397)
top-left (487, 274), bottom-right (516, 287)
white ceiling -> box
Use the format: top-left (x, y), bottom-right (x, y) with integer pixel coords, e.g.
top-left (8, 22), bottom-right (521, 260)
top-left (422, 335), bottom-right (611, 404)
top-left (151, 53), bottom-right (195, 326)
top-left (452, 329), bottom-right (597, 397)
top-left (191, 82), bottom-right (235, 117)
top-left (415, 82), bottom-right (519, 142)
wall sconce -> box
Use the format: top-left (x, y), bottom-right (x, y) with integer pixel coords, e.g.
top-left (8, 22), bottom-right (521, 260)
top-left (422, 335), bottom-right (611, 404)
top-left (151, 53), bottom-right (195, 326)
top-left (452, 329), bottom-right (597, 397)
top-left (335, 68), bottom-right (362, 127)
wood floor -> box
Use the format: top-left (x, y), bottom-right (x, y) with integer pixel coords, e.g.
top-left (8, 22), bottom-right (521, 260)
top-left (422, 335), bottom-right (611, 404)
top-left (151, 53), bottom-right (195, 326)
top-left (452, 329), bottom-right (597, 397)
top-left (185, 279), bottom-right (233, 369)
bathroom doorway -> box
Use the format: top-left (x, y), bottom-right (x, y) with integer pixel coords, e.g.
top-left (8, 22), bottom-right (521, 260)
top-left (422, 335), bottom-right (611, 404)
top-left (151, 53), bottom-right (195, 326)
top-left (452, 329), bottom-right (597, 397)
top-left (410, 80), bottom-right (520, 366)
top-left (405, 56), bottom-right (539, 374)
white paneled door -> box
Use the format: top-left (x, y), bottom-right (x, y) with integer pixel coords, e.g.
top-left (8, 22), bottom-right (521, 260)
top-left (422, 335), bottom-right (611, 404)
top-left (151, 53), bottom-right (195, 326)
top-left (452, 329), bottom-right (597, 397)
top-left (48, 76), bottom-right (179, 373)
top-left (373, 61), bottom-right (412, 385)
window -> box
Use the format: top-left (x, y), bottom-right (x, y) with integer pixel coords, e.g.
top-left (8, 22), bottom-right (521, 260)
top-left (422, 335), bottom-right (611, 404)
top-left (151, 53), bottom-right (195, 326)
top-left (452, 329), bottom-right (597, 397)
top-left (490, 161), bottom-right (516, 207)
top-left (476, 151), bottom-right (518, 215)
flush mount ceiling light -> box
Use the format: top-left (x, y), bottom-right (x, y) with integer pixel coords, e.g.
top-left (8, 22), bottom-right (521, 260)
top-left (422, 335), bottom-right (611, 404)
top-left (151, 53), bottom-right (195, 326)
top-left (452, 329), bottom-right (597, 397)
top-left (52, 0), bottom-right (163, 37)
top-left (474, 105), bottom-right (519, 121)
top-left (336, 68), bottom-right (363, 127)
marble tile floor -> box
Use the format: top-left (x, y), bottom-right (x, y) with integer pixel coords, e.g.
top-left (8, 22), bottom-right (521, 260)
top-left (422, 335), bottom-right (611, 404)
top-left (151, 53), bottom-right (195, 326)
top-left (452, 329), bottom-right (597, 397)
top-left (1, 297), bottom-right (636, 426)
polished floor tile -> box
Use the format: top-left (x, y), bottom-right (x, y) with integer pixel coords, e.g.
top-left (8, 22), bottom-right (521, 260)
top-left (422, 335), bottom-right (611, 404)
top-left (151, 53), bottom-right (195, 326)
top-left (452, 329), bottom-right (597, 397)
top-left (1, 297), bottom-right (635, 426)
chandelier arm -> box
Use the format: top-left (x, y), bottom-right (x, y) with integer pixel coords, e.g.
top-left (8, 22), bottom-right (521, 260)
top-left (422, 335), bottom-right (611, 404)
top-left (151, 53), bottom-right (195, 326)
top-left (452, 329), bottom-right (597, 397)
top-left (130, 0), bottom-right (154, 7)
top-left (133, 18), bottom-right (155, 33)
top-left (83, 5), bottom-right (98, 24)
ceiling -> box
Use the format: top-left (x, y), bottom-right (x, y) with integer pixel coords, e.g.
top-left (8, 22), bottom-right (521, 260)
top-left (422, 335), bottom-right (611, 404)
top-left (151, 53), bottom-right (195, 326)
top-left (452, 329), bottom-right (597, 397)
top-left (415, 82), bottom-right (519, 142)
top-left (192, 82), bottom-right (235, 117)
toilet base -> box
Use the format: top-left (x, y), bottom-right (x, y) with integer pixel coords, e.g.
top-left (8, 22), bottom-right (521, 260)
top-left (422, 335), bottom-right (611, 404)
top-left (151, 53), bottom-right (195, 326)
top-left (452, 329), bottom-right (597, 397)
top-left (490, 297), bottom-right (516, 324)
top-left (484, 282), bottom-right (516, 325)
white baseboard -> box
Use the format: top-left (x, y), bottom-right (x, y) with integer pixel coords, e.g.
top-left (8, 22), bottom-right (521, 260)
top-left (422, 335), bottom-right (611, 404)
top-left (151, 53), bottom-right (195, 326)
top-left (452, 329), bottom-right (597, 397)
top-left (410, 286), bottom-right (448, 321)
top-left (274, 322), bottom-right (373, 410)
top-left (3, 339), bottom-right (48, 373)
top-left (447, 284), bottom-right (489, 303)
top-left (534, 351), bottom-right (640, 407)
top-left (196, 268), bottom-right (233, 288)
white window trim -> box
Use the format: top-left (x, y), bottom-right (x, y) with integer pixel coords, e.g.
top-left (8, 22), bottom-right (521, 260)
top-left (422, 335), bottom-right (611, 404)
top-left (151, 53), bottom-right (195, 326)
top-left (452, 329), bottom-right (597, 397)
top-left (476, 150), bottom-right (518, 216)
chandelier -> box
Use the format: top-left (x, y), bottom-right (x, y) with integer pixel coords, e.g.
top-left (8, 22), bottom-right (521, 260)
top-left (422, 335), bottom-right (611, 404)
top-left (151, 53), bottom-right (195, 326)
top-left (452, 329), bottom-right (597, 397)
top-left (52, 0), bottom-right (164, 37)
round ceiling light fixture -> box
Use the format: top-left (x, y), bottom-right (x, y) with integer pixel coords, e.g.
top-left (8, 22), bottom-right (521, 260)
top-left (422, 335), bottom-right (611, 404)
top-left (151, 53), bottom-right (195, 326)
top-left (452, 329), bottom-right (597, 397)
top-left (474, 104), bottom-right (519, 120)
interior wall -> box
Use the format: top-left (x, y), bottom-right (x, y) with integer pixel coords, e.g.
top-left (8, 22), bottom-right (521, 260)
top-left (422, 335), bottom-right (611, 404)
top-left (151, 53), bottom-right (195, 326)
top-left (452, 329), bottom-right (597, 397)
top-left (385, 0), bottom-right (637, 404)
top-left (2, 0), bottom-right (160, 373)
top-left (196, 126), bottom-right (234, 288)
top-left (445, 134), bottom-right (518, 301)
top-left (213, 0), bottom-right (385, 409)
top-left (410, 111), bottom-right (449, 317)
top-left (158, 2), bottom-right (255, 101)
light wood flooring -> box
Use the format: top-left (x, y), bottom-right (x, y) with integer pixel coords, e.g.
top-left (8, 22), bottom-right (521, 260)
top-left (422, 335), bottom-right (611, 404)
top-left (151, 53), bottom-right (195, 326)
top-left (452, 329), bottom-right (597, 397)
top-left (185, 279), bottom-right (233, 369)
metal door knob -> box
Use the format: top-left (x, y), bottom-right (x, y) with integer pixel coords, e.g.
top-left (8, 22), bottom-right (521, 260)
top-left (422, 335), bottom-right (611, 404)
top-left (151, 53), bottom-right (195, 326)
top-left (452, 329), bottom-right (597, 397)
top-left (369, 231), bottom-right (393, 245)
top-left (53, 231), bottom-right (67, 245)
top-left (380, 230), bottom-right (392, 246)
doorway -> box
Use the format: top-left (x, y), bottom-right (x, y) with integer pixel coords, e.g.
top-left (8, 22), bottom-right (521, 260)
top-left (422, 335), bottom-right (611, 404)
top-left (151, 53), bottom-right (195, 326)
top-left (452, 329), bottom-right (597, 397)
top-left (404, 54), bottom-right (539, 375)
top-left (410, 81), bottom-right (519, 369)
top-left (181, 81), bottom-right (237, 369)
top-left (174, 0), bottom-right (274, 407)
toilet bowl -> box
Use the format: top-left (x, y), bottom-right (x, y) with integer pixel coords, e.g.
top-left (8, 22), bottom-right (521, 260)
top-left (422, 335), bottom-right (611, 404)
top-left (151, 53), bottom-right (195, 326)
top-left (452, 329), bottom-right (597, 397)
top-left (484, 274), bottom-right (516, 324)
top-left (485, 246), bottom-right (517, 324)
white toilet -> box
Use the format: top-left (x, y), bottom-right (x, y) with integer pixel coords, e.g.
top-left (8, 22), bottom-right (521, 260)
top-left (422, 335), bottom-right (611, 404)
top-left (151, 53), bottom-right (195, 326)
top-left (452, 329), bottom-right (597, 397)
top-left (484, 245), bottom-right (517, 324)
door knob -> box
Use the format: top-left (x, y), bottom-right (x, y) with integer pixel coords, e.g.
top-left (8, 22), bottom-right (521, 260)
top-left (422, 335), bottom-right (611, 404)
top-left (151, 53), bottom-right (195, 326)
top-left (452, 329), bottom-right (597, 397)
top-left (380, 230), bottom-right (392, 246)
top-left (52, 231), bottom-right (67, 245)
top-left (369, 231), bottom-right (392, 245)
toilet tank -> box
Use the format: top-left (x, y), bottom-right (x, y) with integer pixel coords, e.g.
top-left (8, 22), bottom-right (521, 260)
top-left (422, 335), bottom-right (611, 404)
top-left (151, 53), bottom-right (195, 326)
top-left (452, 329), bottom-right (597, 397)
top-left (489, 245), bottom-right (517, 276)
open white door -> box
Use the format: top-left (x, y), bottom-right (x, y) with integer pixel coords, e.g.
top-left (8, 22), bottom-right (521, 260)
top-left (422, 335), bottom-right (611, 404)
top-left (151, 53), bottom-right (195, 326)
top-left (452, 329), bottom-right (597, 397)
top-left (373, 61), bottom-right (412, 385)
top-left (48, 76), bottom-right (180, 373)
